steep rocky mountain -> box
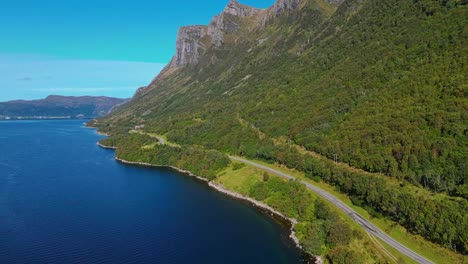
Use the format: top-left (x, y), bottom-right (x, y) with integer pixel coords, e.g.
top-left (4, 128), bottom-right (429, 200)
top-left (96, 0), bottom-right (467, 255)
top-left (166, 0), bottom-right (342, 69)
top-left (0, 95), bottom-right (128, 119)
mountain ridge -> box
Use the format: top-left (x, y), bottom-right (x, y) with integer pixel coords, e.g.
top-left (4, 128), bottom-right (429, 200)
top-left (0, 95), bottom-right (128, 119)
top-left (166, 0), bottom-right (342, 69)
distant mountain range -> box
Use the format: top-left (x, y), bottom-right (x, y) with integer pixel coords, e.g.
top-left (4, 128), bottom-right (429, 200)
top-left (0, 95), bottom-right (128, 120)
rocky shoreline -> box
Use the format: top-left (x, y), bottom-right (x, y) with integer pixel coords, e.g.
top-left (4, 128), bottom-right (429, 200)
top-left (208, 183), bottom-right (322, 263)
top-left (96, 131), bottom-right (110, 136)
top-left (208, 182), bottom-right (301, 245)
top-left (114, 157), bottom-right (209, 183)
top-left (95, 137), bottom-right (319, 263)
top-left (97, 142), bottom-right (116, 149)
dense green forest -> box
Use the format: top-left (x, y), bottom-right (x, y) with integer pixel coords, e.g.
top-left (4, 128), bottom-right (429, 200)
top-left (94, 0), bottom-right (467, 255)
top-left (100, 133), bottom-right (230, 180)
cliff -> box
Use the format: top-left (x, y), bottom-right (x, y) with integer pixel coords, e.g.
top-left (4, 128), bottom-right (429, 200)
top-left (167, 26), bottom-right (210, 68)
top-left (166, 0), bottom-right (331, 69)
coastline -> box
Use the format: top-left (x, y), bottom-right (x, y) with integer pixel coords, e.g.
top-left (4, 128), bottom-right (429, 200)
top-left (94, 138), bottom-right (318, 263)
top-left (114, 157), bottom-right (209, 183)
top-left (84, 122), bottom-right (110, 137)
top-left (97, 142), bottom-right (116, 149)
top-left (96, 131), bottom-right (110, 136)
top-left (208, 182), bottom-right (301, 247)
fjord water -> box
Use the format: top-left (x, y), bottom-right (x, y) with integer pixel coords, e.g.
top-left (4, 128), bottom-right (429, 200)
top-left (0, 120), bottom-right (301, 264)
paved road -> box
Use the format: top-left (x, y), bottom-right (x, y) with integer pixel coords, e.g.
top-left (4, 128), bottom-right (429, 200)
top-left (157, 137), bottom-right (166, 145)
top-left (229, 156), bottom-right (433, 264)
top-left (139, 132), bottom-right (166, 145)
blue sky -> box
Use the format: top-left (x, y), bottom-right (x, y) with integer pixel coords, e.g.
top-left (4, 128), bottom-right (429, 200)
top-left (0, 0), bottom-right (274, 101)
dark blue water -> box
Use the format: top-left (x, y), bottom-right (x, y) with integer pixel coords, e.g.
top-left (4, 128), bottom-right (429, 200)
top-left (0, 120), bottom-right (301, 264)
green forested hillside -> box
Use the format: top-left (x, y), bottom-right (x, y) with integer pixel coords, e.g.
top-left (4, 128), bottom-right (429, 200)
top-left (93, 0), bottom-right (467, 255)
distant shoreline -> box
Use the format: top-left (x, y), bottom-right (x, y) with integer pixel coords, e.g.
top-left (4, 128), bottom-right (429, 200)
top-left (0, 117), bottom-right (95, 121)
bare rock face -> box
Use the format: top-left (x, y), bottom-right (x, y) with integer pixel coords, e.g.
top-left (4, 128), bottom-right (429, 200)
top-left (271, 0), bottom-right (302, 16)
top-left (223, 0), bottom-right (260, 17)
top-left (208, 0), bottom-right (262, 46)
top-left (207, 16), bottom-right (225, 47)
top-left (166, 0), bottom-right (344, 69)
top-left (260, 0), bottom-right (304, 28)
top-left (167, 26), bottom-right (210, 68)
top-left (168, 0), bottom-right (262, 68)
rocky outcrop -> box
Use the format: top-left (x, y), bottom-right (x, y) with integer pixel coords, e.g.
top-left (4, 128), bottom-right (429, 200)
top-left (166, 0), bottom-right (344, 69)
top-left (208, 0), bottom-right (262, 47)
top-left (259, 0), bottom-right (303, 26)
top-left (167, 0), bottom-right (263, 68)
top-left (167, 26), bottom-right (210, 68)
top-left (271, 0), bottom-right (302, 17)
top-left (223, 0), bottom-right (261, 17)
